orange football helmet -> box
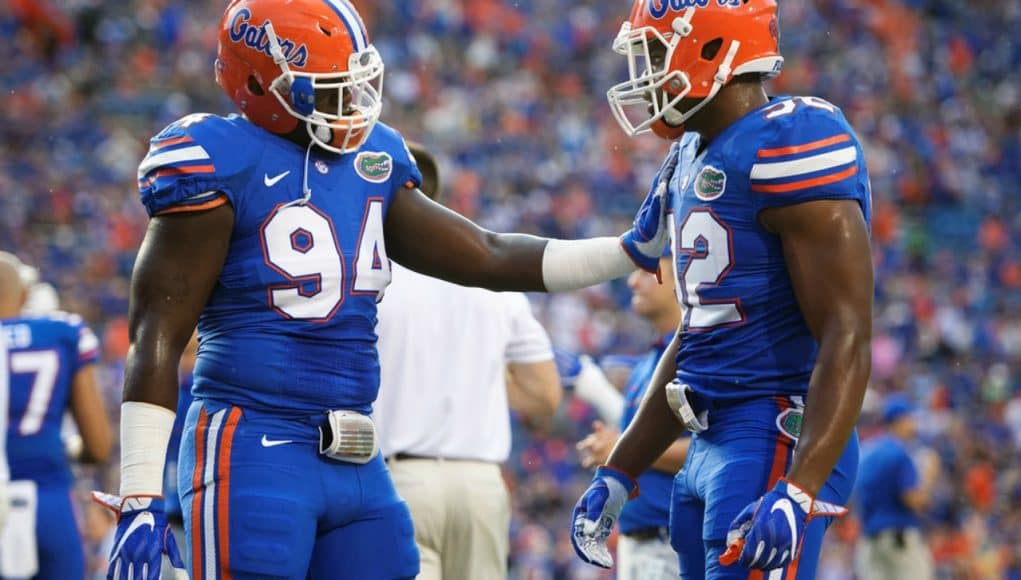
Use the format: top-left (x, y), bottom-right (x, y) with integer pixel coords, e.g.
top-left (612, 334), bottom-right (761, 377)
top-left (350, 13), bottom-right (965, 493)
top-left (607, 0), bottom-right (783, 139)
top-left (215, 0), bottom-right (383, 154)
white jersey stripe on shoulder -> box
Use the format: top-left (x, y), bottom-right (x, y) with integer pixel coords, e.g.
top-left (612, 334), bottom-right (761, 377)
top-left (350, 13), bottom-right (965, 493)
top-left (750, 146), bottom-right (857, 181)
top-left (322, 0), bottom-right (366, 52)
top-left (202, 409), bottom-right (225, 580)
top-left (138, 145), bottom-right (211, 177)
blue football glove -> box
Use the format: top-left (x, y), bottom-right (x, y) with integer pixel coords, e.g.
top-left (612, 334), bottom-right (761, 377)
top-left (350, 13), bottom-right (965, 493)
top-left (553, 349), bottom-right (583, 388)
top-left (719, 478), bottom-right (847, 571)
top-left (92, 492), bottom-right (187, 580)
top-left (571, 465), bottom-right (639, 569)
top-left (620, 142), bottom-right (680, 273)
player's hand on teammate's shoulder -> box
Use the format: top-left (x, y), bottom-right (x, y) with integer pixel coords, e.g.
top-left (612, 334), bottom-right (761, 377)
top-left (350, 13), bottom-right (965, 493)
top-left (92, 492), bottom-right (187, 580)
top-left (719, 478), bottom-right (847, 572)
top-left (620, 142), bottom-right (680, 273)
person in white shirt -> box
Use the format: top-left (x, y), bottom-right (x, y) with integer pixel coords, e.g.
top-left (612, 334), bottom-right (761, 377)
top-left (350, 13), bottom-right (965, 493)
top-left (374, 143), bottom-right (562, 580)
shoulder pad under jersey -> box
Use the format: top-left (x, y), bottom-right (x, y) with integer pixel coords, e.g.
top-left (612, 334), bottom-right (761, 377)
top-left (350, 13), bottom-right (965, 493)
top-left (749, 97), bottom-right (869, 212)
top-left (137, 113), bottom-right (263, 217)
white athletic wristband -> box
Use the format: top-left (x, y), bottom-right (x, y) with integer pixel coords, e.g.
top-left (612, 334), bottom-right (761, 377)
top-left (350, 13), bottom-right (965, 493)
top-left (541, 237), bottom-right (636, 292)
top-left (119, 401), bottom-right (175, 497)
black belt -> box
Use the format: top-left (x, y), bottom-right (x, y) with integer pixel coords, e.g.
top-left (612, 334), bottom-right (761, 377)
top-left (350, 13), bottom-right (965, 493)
top-left (387, 452), bottom-right (477, 462)
top-left (623, 526), bottom-right (670, 542)
top-left (867, 528), bottom-right (910, 548)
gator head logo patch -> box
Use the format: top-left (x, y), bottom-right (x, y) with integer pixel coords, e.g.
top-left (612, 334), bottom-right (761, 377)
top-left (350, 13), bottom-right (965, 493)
top-left (694, 165), bottom-right (726, 201)
top-left (776, 408), bottom-right (803, 440)
top-left (354, 151), bottom-right (392, 183)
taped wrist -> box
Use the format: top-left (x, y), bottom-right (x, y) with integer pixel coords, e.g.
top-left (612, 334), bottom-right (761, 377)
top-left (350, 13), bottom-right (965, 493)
top-left (595, 464), bottom-right (640, 499)
top-left (119, 401), bottom-right (175, 497)
top-left (541, 237), bottom-right (635, 292)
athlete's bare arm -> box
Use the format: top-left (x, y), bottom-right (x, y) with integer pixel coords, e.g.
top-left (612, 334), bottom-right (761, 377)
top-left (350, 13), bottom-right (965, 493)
top-left (69, 365), bottom-right (113, 463)
top-left (123, 205), bottom-right (234, 411)
top-left (651, 438), bottom-right (690, 474)
top-left (759, 199), bottom-right (872, 495)
top-left (385, 188), bottom-right (549, 291)
top-left (604, 331), bottom-right (685, 475)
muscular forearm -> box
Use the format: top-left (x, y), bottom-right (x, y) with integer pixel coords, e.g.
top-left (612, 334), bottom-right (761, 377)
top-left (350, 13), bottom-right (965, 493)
top-left (406, 232), bottom-right (635, 293)
top-left (786, 330), bottom-right (870, 496)
top-left (122, 340), bottom-right (184, 411)
top-left (386, 190), bottom-right (639, 293)
top-left (118, 325), bottom-right (188, 496)
top-left (606, 333), bottom-right (683, 476)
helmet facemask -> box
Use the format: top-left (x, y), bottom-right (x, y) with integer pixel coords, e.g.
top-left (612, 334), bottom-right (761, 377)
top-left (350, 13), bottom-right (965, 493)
top-left (264, 22), bottom-right (383, 154)
top-left (607, 10), bottom-right (741, 139)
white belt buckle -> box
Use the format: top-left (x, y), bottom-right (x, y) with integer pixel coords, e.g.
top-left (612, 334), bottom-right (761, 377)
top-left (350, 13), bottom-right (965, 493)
top-left (664, 380), bottom-right (709, 433)
top-left (318, 410), bottom-right (378, 464)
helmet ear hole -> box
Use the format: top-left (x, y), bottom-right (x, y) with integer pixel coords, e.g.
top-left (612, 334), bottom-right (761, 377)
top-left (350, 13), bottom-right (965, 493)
top-left (247, 75), bottom-right (265, 96)
top-left (701, 38), bottom-right (723, 61)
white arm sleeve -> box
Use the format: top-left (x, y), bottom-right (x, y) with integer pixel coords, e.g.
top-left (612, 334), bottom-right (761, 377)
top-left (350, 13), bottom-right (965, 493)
top-left (574, 357), bottom-right (625, 426)
top-left (119, 401), bottom-right (175, 497)
top-left (541, 237), bottom-right (637, 292)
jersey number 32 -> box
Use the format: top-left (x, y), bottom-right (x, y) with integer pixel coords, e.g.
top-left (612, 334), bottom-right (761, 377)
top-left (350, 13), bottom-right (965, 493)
top-left (672, 209), bottom-right (744, 331)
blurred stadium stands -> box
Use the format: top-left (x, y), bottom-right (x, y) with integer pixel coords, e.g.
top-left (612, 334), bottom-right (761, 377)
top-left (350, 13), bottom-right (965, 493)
top-left (1, 0), bottom-right (1019, 578)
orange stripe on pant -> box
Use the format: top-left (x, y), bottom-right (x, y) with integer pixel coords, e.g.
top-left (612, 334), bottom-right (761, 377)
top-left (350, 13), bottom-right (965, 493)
top-left (768, 397), bottom-right (794, 487)
top-left (191, 407), bottom-right (210, 580)
top-left (771, 397), bottom-right (799, 580)
top-left (745, 399), bottom-right (797, 580)
top-left (216, 408), bottom-right (243, 580)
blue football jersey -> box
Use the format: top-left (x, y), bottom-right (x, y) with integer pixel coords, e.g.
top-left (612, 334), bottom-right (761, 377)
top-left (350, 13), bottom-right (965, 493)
top-left (4, 313), bottom-right (100, 485)
top-left (666, 96), bottom-right (872, 402)
top-left (138, 114), bottom-right (422, 415)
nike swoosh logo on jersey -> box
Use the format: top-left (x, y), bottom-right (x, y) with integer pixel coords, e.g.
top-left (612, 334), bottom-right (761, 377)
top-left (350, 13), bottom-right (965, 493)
top-left (111, 512), bottom-right (156, 559)
top-left (264, 171), bottom-right (290, 187)
top-left (261, 435), bottom-right (293, 447)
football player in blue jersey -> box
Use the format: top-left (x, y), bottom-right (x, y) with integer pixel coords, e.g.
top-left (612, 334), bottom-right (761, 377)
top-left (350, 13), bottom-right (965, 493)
top-left (0, 253), bottom-right (113, 580)
top-left (571, 1), bottom-right (873, 579)
top-left (570, 253), bottom-right (689, 580)
top-left (92, 0), bottom-right (681, 578)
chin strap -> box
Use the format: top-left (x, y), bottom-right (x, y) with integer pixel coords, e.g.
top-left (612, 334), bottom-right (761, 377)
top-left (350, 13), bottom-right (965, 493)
top-left (652, 119), bottom-right (686, 140)
top-left (664, 38), bottom-right (741, 131)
